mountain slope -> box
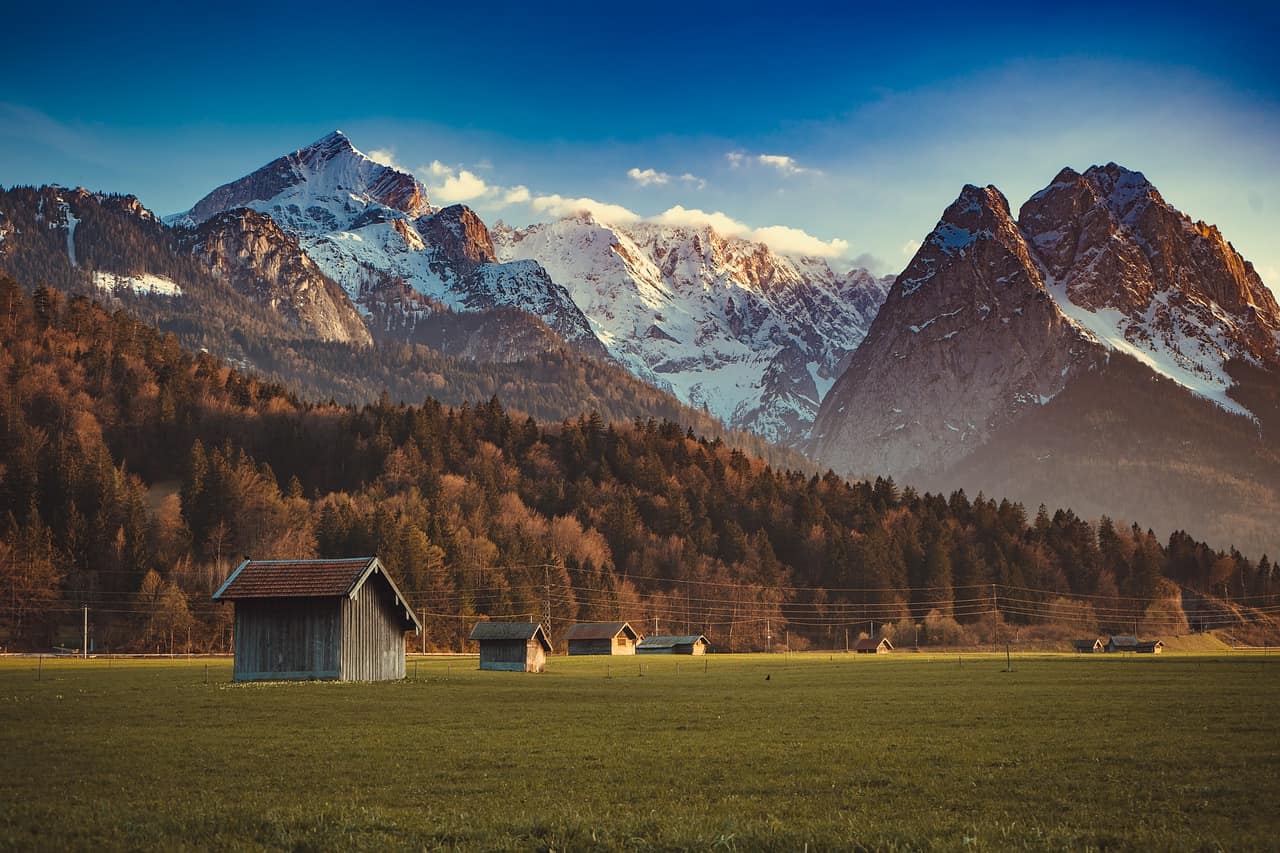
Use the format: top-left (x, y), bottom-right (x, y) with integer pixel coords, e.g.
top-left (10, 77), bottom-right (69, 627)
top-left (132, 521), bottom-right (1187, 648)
top-left (493, 215), bottom-right (890, 443)
top-left (811, 164), bottom-right (1280, 554)
top-left (174, 132), bottom-right (607, 357)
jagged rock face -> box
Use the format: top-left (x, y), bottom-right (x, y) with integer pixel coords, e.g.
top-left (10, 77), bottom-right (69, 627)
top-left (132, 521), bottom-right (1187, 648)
top-left (416, 204), bottom-right (497, 268)
top-left (1020, 163), bottom-right (1280, 414)
top-left (179, 209), bottom-right (372, 345)
top-left (813, 164), bottom-right (1280, 482)
top-left (492, 216), bottom-right (890, 444)
top-left (810, 185), bottom-right (1101, 477)
top-left (181, 131), bottom-right (431, 231)
top-left (174, 132), bottom-right (606, 360)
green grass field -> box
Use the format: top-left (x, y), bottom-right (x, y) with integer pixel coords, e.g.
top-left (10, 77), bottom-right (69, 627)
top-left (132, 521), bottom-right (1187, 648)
top-left (2, 652), bottom-right (1278, 850)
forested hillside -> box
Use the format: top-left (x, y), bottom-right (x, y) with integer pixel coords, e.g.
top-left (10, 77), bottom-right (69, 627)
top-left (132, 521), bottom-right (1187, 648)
top-left (0, 277), bottom-right (1275, 652)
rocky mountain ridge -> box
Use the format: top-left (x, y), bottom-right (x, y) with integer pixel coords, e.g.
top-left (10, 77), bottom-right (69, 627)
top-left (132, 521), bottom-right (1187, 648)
top-left (493, 215), bottom-right (891, 443)
top-left (813, 164), bottom-right (1280, 479)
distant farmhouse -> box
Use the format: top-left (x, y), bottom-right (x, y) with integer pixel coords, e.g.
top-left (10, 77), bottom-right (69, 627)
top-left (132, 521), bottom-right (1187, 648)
top-left (1073, 638), bottom-right (1106, 653)
top-left (1106, 636), bottom-right (1141, 653)
top-left (1103, 636), bottom-right (1164, 654)
top-left (565, 622), bottom-right (640, 655)
top-left (212, 556), bottom-right (421, 682)
top-left (637, 635), bottom-right (711, 655)
top-left (854, 637), bottom-right (894, 654)
top-left (470, 622), bottom-right (552, 672)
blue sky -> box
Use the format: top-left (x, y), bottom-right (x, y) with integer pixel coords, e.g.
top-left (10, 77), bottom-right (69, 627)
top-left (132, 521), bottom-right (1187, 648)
top-left (2, 0), bottom-right (1277, 285)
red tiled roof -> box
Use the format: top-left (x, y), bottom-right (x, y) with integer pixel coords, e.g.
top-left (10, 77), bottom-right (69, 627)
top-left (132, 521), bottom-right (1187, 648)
top-left (213, 557), bottom-right (375, 600)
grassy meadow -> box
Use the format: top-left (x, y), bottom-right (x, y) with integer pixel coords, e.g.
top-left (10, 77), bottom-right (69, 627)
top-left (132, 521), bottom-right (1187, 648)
top-left (1, 651), bottom-right (1278, 850)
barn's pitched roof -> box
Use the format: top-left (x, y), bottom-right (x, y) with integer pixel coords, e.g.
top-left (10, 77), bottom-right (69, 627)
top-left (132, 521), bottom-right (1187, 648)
top-left (470, 621), bottom-right (553, 651)
top-left (212, 556), bottom-right (421, 631)
top-left (637, 634), bottom-right (709, 650)
top-left (565, 621), bottom-right (639, 641)
top-left (1108, 635), bottom-right (1140, 649)
top-left (854, 637), bottom-right (893, 651)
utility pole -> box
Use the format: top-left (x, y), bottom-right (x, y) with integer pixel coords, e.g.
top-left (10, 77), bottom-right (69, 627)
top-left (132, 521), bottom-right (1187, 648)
top-left (82, 605), bottom-right (88, 659)
top-left (543, 565), bottom-right (552, 636)
top-left (845, 627), bottom-right (849, 653)
top-left (766, 619), bottom-right (772, 651)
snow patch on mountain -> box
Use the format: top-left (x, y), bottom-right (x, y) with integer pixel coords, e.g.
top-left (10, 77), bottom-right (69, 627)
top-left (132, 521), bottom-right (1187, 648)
top-left (92, 271), bottom-right (182, 297)
top-left (1047, 274), bottom-right (1252, 417)
top-left (493, 215), bottom-right (890, 443)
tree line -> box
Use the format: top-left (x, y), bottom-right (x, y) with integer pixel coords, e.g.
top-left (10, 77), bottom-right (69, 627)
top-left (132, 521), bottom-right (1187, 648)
top-left (0, 277), bottom-right (1275, 652)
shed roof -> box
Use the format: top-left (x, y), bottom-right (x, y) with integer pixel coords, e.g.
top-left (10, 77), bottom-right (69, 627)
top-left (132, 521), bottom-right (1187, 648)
top-left (854, 637), bottom-right (893, 651)
top-left (1109, 635), bottom-right (1140, 647)
top-left (212, 556), bottom-right (421, 631)
top-left (637, 634), bottom-right (709, 649)
top-left (469, 621), bottom-right (553, 651)
top-left (565, 622), bottom-right (639, 641)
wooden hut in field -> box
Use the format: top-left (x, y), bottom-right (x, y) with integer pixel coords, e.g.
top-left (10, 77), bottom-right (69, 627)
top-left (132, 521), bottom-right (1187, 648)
top-left (1073, 638), bottom-right (1105, 653)
top-left (565, 622), bottom-right (640, 655)
top-left (1106, 635), bottom-right (1141, 653)
top-left (470, 622), bottom-right (552, 672)
top-left (212, 556), bottom-right (420, 682)
top-left (636, 635), bottom-right (710, 655)
top-left (1135, 640), bottom-right (1165, 654)
top-left (854, 637), bottom-right (894, 654)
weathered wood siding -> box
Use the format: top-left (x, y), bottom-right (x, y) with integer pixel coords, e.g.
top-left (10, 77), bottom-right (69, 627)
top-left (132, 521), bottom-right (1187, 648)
top-left (232, 599), bottom-right (341, 681)
top-left (479, 638), bottom-right (546, 672)
top-left (686, 640), bottom-right (706, 655)
top-left (340, 581), bottom-right (406, 681)
top-left (568, 637), bottom-right (636, 656)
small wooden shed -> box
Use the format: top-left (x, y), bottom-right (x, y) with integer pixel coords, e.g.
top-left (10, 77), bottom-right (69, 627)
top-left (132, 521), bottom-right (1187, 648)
top-left (212, 556), bottom-right (421, 682)
top-left (1106, 635), bottom-right (1141, 653)
top-left (854, 637), bottom-right (894, 654)
top-left (1135, 640), bottom-right (1165, 654)
top-left (565, 621), bottom-right (640, 655)
top-left (1073, 638), bottom-right (1105, 653)
top-left (636, 634), bottom-right (710, 655)
top-left (470, 621), bottom-right (552, 672)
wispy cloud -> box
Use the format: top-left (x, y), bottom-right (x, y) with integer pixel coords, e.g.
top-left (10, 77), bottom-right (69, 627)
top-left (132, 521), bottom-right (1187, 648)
top-left (725, 150), bottom-right (816, 176)
top-left (680, 173), bottom-right (707, 190)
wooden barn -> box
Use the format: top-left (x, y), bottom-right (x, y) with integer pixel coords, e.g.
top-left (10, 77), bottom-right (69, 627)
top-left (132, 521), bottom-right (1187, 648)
top-left (1136, 640), bottom-right (1165, 654)
top-left (854, 637), bottom-right (894, 654)
top-left (1073, 638), bottom-right (1105, 653)
top-left (636, 634), bottom-right (710, 655)
top-left (565, 622), bottom-right (640, 655)
top-left (1106, 635), bottom-right (1141, 653)
top-left (470, 622), bottom-right (552, 672)
top-left (212, 556), bottom-right (420, 682)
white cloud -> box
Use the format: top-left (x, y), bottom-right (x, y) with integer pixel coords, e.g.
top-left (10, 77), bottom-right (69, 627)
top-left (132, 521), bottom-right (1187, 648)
top-left (750, 224), bottom-right (848, 257)
top-left (530, 194), bottom-right (641, 223)
top-left (650, 205), bottom-right (848, 258)
top-left (366, 148), bottom-right (401, 170)
top-left (725, 151), bottom-right (815, 177)
top-left (652, 205), bottom-right (751, 237)
top-left (420, 160), bottom-right (496, 204)
top-left (680, 173), bottom-right (707, 190)
top-left (756, 154), bottom-right (810, 176)
top-left (627, 167), bottom-right (670, 187)
top-left (502, 185), bottom-right (531, 205)
top-left (901, 239), bottom-right (922, 256)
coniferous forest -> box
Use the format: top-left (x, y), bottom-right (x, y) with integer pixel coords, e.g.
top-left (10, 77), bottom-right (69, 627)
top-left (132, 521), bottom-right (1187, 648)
top-left (0, 276), bottom-right (1275, 653)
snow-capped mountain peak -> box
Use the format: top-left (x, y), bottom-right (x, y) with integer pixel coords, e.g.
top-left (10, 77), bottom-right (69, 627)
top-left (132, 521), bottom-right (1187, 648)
top-left (174, 130), bottom-right (432, 233)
